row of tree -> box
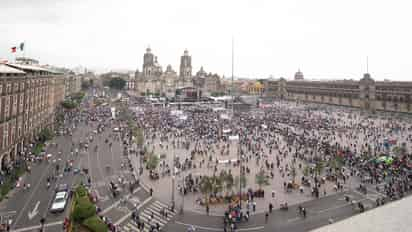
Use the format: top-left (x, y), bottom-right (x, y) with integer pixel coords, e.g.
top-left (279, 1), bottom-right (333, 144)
top-left (198, 170), bottom-right (269, 205)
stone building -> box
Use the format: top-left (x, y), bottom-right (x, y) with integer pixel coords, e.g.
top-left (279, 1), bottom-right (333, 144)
top-left (263, 72), bottom-right (412, 113)
top-left (0, 63), bottom-right (65, 171)
top-left (135, 48), bottom-right (223, 98)
top-left (64, 73), bottom-right (81, 97)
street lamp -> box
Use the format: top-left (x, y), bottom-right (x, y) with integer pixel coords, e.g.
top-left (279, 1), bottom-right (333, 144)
top-left (180, 172), bottom-right (185, 215)
top-left (172, 146), bottom-right (175, 207)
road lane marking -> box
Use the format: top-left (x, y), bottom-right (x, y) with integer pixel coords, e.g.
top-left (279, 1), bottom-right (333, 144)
top-left (114, 196), bottom-right (152, 226)
top-left (100, 187), bottom-right (141, 215)
top-left (287, 217), bottom-right (300, 223)
top-left (27, 201), bottom-right (40, 220)
top-left (175, 221), bottom-right (265, 231)
top-left (315, 198), bottom-right (368, 214)
top-left (12, 162), bottom-right (52, 229)
top-left (11, 220), bottom-right (62, 232)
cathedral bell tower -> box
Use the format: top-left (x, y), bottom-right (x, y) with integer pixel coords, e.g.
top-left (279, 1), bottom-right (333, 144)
top-left (143, 47), bottom-right (155, 76)
top-left (179, 49), bottom-right (192, 80)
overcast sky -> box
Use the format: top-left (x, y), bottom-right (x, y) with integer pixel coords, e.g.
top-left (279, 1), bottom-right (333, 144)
top-left (0, 0), bottom-right (411, 80)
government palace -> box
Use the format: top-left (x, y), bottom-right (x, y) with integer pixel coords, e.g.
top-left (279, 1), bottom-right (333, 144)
top-left (262, 71), bottom-right (412, 114)
top-left (134, 48), bottom-right (223, 99)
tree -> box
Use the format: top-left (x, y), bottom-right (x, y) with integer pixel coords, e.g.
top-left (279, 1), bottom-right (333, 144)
top-left (255, 170), bottom-right (269, 190)
top-left (303, 165), bottom-right (310, 177)
top-left (199, 176), bottom-right (213, 206)
top-left (108, 77), bottom-right (126, 90)
top-left (130, 126), bottom-right (144, 148)
top-left (224, 172), bottom-right (234, 195)
top-left (210, 175), bottom-right (223, 197)
top-left (61, 100), bottom-right (78, 109)
top-left (315, 160), bottom-right (324, 177)
top-left (81, 80), bottom-right (91, 90)
top-left (290, 163), bottom-right (297, 184)
top-left (234, 175), bottom-right (247, 193)
top-left (72, 92), bottom-right (85, 102)
top-left (146, 152), bottom-right (159, 170)
top-left (38, 128), bottom-right (54, 143)
top-left (329, 156), bottom-right (344, 174)
top-left (393, 145), bottom-right (407, 157)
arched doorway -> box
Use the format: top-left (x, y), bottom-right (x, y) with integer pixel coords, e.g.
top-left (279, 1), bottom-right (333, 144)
top-left (1, 154), bottom-right (9, 172)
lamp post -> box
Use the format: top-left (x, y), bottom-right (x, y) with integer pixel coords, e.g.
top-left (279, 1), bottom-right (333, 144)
top-left (238, 139), bottom-right (242, 209)
top-left (180, 173), bottom-right (185, 215)
top-left (172, 146), bottom-right (175, 207)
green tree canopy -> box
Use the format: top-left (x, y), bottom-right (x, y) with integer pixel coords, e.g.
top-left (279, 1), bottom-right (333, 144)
top-left (61, 100), bottom-right (78, 109)
top-left (146, 152), bottom-right (159, 170)
top-left (199, 176), bottom-right (213, 206)
top-left (108, 77), bottom-right (126, 90)
top-left (38, 128), bottom-right (54, 143)
top-left (235, 175), bottom-right (247, 191)
top-left (255, 170), bottom-right (269, 189)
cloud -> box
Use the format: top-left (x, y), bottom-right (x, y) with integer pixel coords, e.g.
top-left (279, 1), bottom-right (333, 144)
top-left (0, 0), bottom-right (411, 80)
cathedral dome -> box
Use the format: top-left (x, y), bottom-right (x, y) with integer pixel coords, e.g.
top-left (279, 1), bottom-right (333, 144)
top-left (294, 69), bottom-right (304, 80)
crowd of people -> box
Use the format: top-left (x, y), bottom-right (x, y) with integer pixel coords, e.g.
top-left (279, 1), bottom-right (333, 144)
top-left (132, 99), bottom-right (412, 230)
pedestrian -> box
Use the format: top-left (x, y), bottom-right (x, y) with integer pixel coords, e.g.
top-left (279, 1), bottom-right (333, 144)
top-left (265, 212), bottom-right (269, 223)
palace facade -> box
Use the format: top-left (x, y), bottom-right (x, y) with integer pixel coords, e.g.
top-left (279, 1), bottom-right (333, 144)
top-left (135, 48), bottom-right (223, 98)
top-left (0, 63), bottom-right (66, 171)
top-left (262, 72), bottom-right (412, 113)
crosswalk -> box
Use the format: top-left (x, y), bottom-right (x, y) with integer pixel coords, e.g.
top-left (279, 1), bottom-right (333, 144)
top-left (120, 200), bottom-right (176, 232)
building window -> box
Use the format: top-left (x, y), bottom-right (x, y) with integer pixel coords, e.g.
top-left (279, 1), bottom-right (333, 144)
top-left (4, 96), bottom-right (9, 119)
top-left (3, 123), bottom-right (8, 149)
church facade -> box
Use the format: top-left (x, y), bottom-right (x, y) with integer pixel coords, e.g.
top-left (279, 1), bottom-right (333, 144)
top-left (135, 48), bottom-right (223, 98)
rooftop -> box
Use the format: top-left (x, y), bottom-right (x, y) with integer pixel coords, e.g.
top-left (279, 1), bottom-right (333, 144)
top-left (0, 64), bottom-right (26, 74)
top-left (7, 63), bottom-right (49, 72)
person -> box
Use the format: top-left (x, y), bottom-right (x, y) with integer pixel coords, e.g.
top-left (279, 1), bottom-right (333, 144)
top-left (269, 203), bottom-right (273, 213)
top-left (265, 212), bottom-right (269, 223)
top-left (187, 225), bottom-right (196, 232)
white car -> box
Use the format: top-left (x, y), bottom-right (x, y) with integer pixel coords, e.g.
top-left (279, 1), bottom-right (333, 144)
top-left (50, 191), bottom-right (68, 213)
top-left (113, 127), bottom-right (120, 132)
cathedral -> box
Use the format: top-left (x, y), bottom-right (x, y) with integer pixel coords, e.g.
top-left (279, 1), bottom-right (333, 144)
top-left (135, 48), bottom-right (223, 98)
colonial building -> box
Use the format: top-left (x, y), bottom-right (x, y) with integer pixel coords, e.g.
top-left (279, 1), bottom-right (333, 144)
top-left (135, 48), bottom-right (223, 98)
top-left (262, 72), bottom-right (412, 113)
top-left (0, 63), bottom-right (65, 171)
top-left (64, 73), bottom-right (81, 97)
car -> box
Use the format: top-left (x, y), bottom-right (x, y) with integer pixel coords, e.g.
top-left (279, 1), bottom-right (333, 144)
top-left (113, 127), bottom-right (120, 132)
top-left (55, 184), bottom-right (69, 193)
top-left (50, 191), bottom-right (68, 213)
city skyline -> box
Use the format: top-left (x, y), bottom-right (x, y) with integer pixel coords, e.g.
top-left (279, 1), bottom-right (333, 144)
top-left (1, 0), bottom-right (412, 81)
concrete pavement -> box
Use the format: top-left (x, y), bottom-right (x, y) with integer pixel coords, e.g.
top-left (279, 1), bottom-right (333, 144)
top-left (163, 190), bottom-right (375, 232)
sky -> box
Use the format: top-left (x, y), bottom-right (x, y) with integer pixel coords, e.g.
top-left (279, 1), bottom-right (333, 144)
top-left (0, 0), bottom-right (411, 81)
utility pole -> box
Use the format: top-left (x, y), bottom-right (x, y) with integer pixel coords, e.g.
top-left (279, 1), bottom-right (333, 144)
top-left (172, 142), bottom-right (175, 208)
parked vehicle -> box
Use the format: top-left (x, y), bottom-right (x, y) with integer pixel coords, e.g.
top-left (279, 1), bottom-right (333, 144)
top-left (50, 190), bottom-right (69, 213)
